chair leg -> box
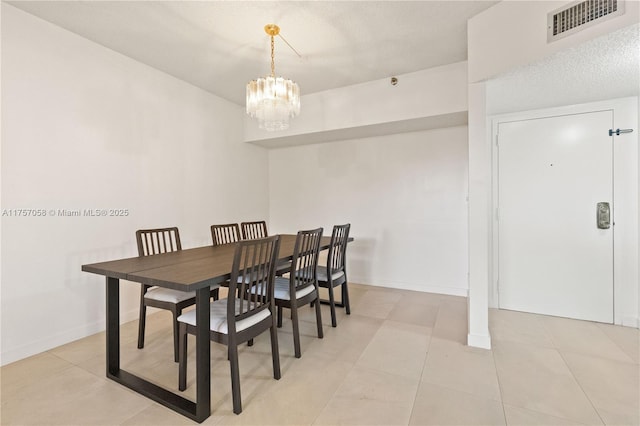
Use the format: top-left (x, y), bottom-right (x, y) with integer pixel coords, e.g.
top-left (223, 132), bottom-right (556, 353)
top-left (229, 343), bottom-right (242, 414)
top-left (270, 317), bottom-right (281, 380)
top-left (314, 296), bottom-right (324, 339)
top-left (291, 304), bottom-right (301, 358)
top-left (327, 284), bottom-right (337, 327)
top-left (137, 290), bottom-right (146, 349)
top-left (178, 323), bottom-right (188, 391)
top-left (172, 309), bottom-right (181, 362)
top-left (247, 338), bottom-right (254, 347)
top-left (342, 282), bottom-right (351, 315)
top-left (212, 287), bottom-right (219, 301)
top-left (277, 305), bottom-right (283, 328)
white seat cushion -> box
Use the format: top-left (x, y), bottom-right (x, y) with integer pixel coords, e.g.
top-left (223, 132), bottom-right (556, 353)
top-left (144, 287), bottom-right (196, 304)
top-left (293, 266), bottom-right (314, 280)
top-left (316, 266), bottom-right (345, 283)
top-left (272, 277), bottom-right (315, 301)
top-left (276, 259), bottom-right (292, 272)
top-left (144, 285), bottom-right (219, 304)
top-left (237, 272), bottom-right (269, 285)
top-left (177, 299), bottom-right (271, 334)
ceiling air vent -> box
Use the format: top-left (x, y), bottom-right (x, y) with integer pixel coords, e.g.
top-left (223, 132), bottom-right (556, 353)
top-left (548, 0), bottom-right (625, 42)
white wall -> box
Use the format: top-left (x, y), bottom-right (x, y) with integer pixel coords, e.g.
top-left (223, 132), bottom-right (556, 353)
top-left (244, 61), bottom-right (468, 146)
top-left (0, 5), bottom-right (269, 365)
top-left (486, 24), bottom-right (640, 115)
top-left (268, 126), bottom-right (469, 296)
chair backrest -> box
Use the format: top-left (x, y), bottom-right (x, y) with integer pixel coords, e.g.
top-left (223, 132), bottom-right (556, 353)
top-left (211, 223), bottom-right (241, 246)
top-left (227, 235), bottom-right (280, 329)
top-left (327, 224), bottom-right (350, 274)
top-left (136, 227), bottom-right (182, 257)
top-left (290, 228), bottom-right (323, 293)
top-left (240, 221), bottom-right (268, 240)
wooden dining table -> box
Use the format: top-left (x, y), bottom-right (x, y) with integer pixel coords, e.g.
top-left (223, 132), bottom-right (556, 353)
top-left (81, 234), bottom-right (346, 423)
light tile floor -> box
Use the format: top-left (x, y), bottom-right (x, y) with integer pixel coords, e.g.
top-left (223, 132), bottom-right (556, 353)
top-left (1, 283), bottom-right (638, 425)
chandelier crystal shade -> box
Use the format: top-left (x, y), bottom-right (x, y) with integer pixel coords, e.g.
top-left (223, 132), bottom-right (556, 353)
top-left (246, 24), bottom-right (300, 131)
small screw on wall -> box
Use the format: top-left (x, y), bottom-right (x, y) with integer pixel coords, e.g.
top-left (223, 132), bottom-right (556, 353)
top-left (390, 77), bottom-right (398, 86)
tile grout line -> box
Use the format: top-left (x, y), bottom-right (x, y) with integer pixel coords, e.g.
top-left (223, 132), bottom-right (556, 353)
top-left (406, 303), bottom-right (440, 426)
top-left (0, 351), bottom-right (78, 396)
top-left (593, 322), bottom-right (639, 365)
top-left (419, 334), bottom-right (505, 405)
top-left (555, 348), bottom-right (607, 426)
top-left (489, 340), bottom-right (509, 425)
top-left (311, 287), bottom-right (376, 426)
top-left (500, 313), bottom-right (606, 425)
top-left (540, 314), bottom-right (635, 364)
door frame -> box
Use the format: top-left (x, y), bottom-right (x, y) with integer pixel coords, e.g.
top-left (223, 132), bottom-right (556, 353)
top-left (490, 97), bottom-right (638, 327)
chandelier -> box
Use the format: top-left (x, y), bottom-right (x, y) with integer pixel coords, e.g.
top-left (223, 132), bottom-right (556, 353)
top-left (246, 24), bottom-right (300, 131)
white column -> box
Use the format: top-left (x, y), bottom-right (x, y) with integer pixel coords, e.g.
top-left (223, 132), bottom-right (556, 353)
top-left (467, 81), bottom-right (491, 349)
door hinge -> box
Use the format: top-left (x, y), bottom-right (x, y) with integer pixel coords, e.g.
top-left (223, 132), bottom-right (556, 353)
top-left (609, 128), bottom-right (634, 136)
top-left (495, 134), bottom-right (499, 146)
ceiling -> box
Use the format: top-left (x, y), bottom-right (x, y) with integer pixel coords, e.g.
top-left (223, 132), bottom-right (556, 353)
top-left (487, 23), bottom-right (640, 113)
top-left (7, 1), bottom-right (498, 106)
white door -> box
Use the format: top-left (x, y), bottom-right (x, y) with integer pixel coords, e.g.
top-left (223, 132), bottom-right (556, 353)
top-left (498, 110), bottom-right (613, 323)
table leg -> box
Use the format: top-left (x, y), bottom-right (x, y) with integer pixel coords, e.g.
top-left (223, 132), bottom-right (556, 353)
top-left (106, 277), bottom-right (120, 375)
top-left (195, 286), bottom-right (211, 419)
top-left (103, 276), bottom-right (211, 423)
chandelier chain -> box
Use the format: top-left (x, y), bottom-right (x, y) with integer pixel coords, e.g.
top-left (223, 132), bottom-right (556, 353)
top-left (270, 35), bottom-right (275, 77)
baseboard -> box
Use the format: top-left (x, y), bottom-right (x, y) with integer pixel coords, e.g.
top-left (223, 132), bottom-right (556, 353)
top-left (348, 276), bottom-right (468, 298)
top-left (621, 316), bottom-right (640, 329)
top-left (467, 332), bottom-right (492, 350)
top-left (0, 307), bottom-right (139, 367)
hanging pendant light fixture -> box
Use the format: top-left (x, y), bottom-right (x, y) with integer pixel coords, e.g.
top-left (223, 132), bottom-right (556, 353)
top-left (246, 24), bottom-right (300, 131)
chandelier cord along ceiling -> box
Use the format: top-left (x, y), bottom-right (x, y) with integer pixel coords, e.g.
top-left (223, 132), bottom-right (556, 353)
top-left (246, 24), bottom-right (300, 131)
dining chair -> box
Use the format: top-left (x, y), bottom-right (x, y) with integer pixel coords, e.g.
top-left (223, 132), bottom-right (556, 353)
top-left (210, 223), bottom-right (243, 308)
top-left (177, 235), bottom-right (281, 415)
top-left (136, 227), bottom-right (218, 362)
top-left (240, 220), bottom-right (268, 240)
top-left (273, 228), bottom-right (324, 358)
top-left (317, 224), bottom-right (351, 327)
top-left (240, 220), bottom-right (291, 276)
top-left (211, 223), bottom-right (241, 246)
top-left (136, 228), bottom-right (191, 362)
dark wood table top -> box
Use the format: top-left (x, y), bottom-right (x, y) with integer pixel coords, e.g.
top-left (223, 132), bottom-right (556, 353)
top-left (82, 234), bottom-right (342, 292)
